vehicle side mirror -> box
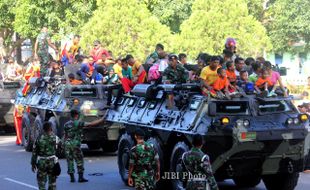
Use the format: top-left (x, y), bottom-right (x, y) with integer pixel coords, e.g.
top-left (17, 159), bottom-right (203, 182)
top-left (208, 103), bottom-right (216, 116)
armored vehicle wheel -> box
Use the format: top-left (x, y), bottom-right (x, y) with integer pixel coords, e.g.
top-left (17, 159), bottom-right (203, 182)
top-left (33, 116), bottom-right (43, 141)
top-left (48, 117), bottom-right (58, 137)
top-left (262, 173), bottom-right (299, 190)
top-left (118, 133), bottom-right (134, 185)
top-left (170, 142), bottom-right (189, 190)
top-left (22, 115), bottom-right (32, 152)
top-left (233, 175), bottom-right (261, 188)
top-left (48, 117), bottom-right (65, 158)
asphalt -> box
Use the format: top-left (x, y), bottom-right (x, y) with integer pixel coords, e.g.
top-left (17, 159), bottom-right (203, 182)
top-left (0, 135), bottom-right (310, 190)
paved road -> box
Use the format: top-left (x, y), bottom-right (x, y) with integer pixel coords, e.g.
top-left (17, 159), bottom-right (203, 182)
top-left (1, 135), bottom-right (310, 190)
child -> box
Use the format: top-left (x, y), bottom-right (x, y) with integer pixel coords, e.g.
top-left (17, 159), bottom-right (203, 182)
top-left (212, 68), bottom-right (233, 99)
top-left (50, 61), bottom-right (64, 78)
top-left (68, 73), bottom-right (82, 85)
top-left (237, 70), bottom-right (254, 94)
top-left (226, 61), bottom-right (237, 85)
top-left (103, 68), bottom-right (119, 84)
top-left (255, 69), bottom-right (274, 97)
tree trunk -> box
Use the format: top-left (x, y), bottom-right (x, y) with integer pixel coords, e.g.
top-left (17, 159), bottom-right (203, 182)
top-left (16, 34), bottom-right (22, 64)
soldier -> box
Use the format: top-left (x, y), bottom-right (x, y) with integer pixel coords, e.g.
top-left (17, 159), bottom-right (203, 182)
top-left (128, 128), bottom-right (160, 190)
top-left (64, 109), bottom-right (105, 183)
top-left (182, 134), bottom-right (218, 190)
top-left (31, 122), bottom-right (61, 190)
top-left (34, 26), bottom-right (58, 76)
top-left (163, 54), bottom-right (188, 84)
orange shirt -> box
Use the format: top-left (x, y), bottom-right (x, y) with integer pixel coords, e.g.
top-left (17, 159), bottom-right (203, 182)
top-left (255, 77), bottom-right (273, 88)
top-left (226, 70), bottom-right (236, 82)
top-left (213, 76), bottom-right (229, 91)
top-left (70, 79), bottom-right (83, 85)
top-left (132, 61), bottom-right (142, 76)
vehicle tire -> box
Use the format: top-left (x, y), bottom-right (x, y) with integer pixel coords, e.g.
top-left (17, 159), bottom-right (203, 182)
top-left (117, 133), bottom-right (134, 185)
top-left (48, 117), bottom-right (65, 158)
top-left (147, 137), bottom-right (164, 190)
top-left (48, 117), bottom-right (58, 137)
top-left (87, 142), bottom-right (101, 150)
top-left (170, 142), bottom-right (189, 190)
top-left (33, 116), bottom-right (43, 141)
top-left (147, 137), bottom-right (164, 172)
top-left (263, 172), bottom-right (299, 190)
top-left (22, 114), bottom-right (32, 152)
top-left (233, 175), bottom-right (261, 188)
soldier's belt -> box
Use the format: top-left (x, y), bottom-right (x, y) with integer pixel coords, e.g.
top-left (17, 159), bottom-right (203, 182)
top-left (38, 155), bottom-right (56, 160)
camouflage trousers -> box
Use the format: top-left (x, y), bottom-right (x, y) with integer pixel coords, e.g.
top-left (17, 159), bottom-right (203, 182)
top-left (38, 51), bottom-right (50, 76)
top-left (36, 159), bottom-right (56, 190)
top-left (186, 179), bottom-right (209, 190)
top-left (133, 171), bottom-right (156, 190)
top-left (64, 144), bottom-right (84, 174)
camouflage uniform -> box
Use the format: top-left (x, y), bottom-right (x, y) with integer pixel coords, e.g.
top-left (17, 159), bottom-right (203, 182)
top-left (182, 147), bottom-right (218, 190)
top-left (31, 134), bottom-right (60, 190)
top-left (163, 64), bottom-right (188, 84)
top-left (36, 32), bottom-right (51, 76)
top-left (64, 120), bottom-right (85, 174)
top-left (129, 142), bottom-right (159, 190)
top-left (145, 51), bottom-right (159, 64)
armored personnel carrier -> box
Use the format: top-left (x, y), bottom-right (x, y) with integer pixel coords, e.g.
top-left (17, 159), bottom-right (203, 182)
top-left (112, 83), bottom-right (310, 190)
top-left (0, 64), bottom-right (21, 133)
top-left (14, 76), bottom-right (121, 152)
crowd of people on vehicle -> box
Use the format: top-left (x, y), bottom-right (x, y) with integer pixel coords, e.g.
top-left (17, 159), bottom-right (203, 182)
top-left (0, 29), bottom-right (297, 101)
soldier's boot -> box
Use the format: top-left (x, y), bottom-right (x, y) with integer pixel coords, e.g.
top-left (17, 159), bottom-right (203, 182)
top-left (78, 173), bottom-right (88, 183)
top-left (69, 173), bottom-right (75, 183)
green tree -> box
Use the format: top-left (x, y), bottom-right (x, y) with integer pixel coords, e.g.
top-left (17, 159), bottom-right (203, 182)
top-left (178, 0), bottom-right (271, 58)
top-left (144, 0), bottom-right (194, 33)
top-left (266, 0), bottom-right (310, 53)
top-left (246, 0), bottom-right (265, 22)
top-left (0, 0), bottom-right (18, 54)
top-left (13, 0), bottom-right (97, 41)
top-left (80, 0), bottom-right (172, 61)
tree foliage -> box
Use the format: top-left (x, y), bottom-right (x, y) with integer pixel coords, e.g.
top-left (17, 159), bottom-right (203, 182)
top-left (0, 0), bottom-right (17, 51)
top-left (178, 0), bottom-right (271, 58)
top-left (80, 0), bottom-right (172, 60)
top-left (144, 0), bottom-right (194, 33)
top-left (13, 0), bottom-right (96, 41)
top-left (266, 0), bottom-right (310, 53)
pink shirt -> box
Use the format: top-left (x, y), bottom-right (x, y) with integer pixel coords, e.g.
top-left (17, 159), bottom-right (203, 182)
top-left (270, 71), bottom-right (280, 85)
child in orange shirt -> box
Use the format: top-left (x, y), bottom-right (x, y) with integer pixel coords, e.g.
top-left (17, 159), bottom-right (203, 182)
top-left (212, 68), bottom-right (234, 99)
top-left (255, 69), bottom-right (274, 96)
top-left (226, 61), bottom-right (237, 85)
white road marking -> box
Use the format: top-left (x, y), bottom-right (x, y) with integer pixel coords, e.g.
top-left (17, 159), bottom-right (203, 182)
top-left (4, 177), bottom-right (38, 190)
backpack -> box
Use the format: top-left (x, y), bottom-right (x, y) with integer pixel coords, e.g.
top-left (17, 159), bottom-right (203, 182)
top-left (147, 64), bottom-right (160, 82)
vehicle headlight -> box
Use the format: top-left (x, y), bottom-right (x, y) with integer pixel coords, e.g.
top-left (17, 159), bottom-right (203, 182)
top-left (236, 119), bottom-right (243, 128)
top-left (300, 114), bottom-right (308, 122)
top-left (287, 118), bottom-right (293, 125)
top-left (293, 118), bottom-right (299, 125)
top-left (243, 119), bottom-right (250, 127)
top-left (221, 117), bottom-right (230, 125)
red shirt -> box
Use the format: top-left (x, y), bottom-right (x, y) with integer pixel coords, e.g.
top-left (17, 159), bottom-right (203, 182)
top-left (90, 47), bottom-right (110, 62)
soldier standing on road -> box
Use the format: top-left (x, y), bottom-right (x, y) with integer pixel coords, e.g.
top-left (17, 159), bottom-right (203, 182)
top-left (128, 128), bottom-right (160, 190)
top-left (64, 109), bottom-right (105, 183)
top-left (31, 122), bottom-right (61, 190)
top-left (182, 134), bottom-right (218, 190)
top-left (34, 26), bottom-right (58, 76)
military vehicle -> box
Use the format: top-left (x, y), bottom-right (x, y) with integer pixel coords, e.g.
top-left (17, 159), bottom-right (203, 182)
top-left (14, 76), bottom-right (121, 152)
top-left (111, 83), bottom-right (310, 190)
top-left (0, 64), bottom-right (21, 133)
